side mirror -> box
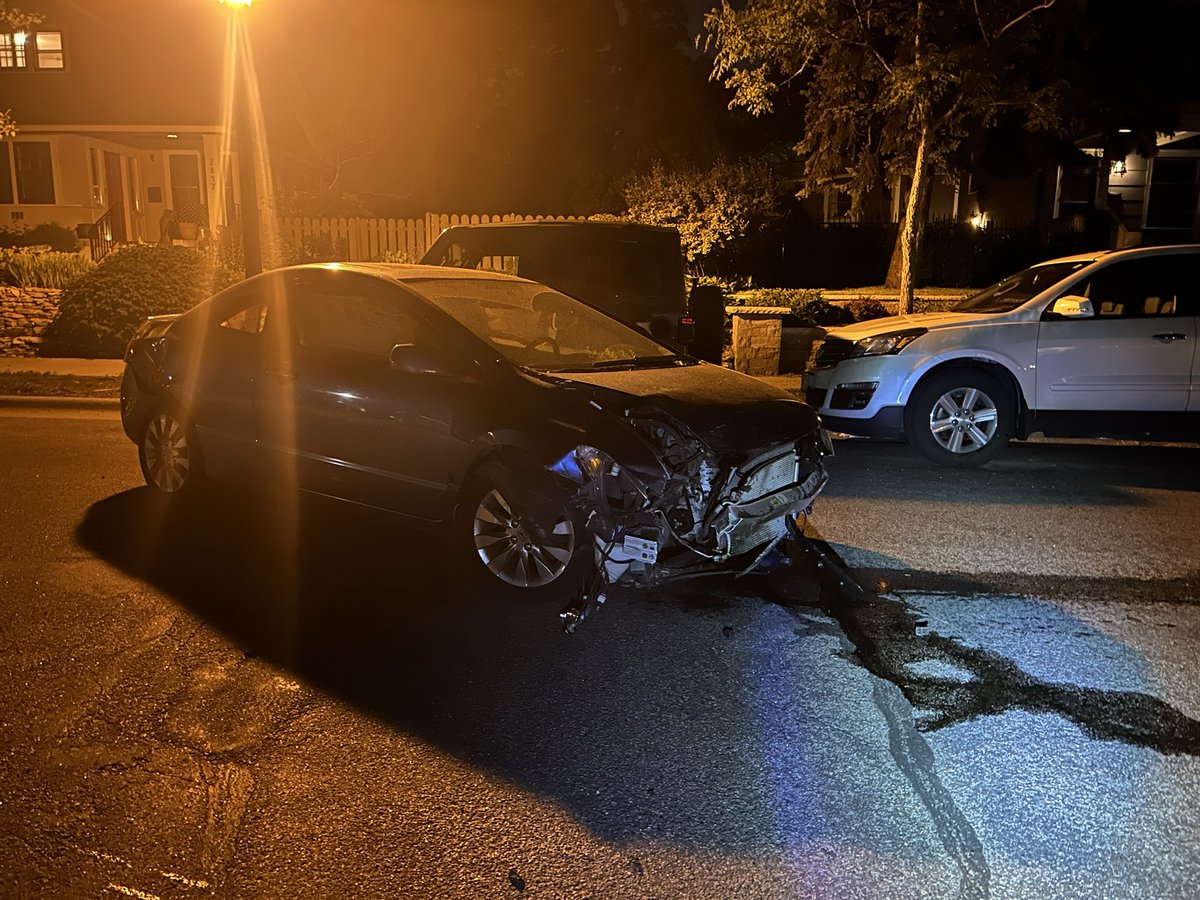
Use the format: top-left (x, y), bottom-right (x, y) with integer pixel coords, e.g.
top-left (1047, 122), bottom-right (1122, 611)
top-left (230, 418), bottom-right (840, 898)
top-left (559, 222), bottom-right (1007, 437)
top-left (389, 342), bottom-right (455, 375)
top-left (1048, 295), bottom-right (1094, 319)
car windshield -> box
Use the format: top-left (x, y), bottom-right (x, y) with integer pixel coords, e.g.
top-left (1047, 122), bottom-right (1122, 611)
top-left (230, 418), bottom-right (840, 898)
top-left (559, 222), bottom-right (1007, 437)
top-left (954, 260), bottom-right (1094, 314)
top-left (407, 277), bottom-right (689, 372)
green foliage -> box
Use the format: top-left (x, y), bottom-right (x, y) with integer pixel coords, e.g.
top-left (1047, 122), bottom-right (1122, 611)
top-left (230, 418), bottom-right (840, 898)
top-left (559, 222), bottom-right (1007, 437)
top-left (703, 0), bottom-right (1075, 305)
top-left (0, 222), bottom-right (80, 252)
top-left (846, 298), bottom-right (891, 322)
top-left (0, 248), bottom-right (94, 288)
top-left (623, 158), bottom-right (781, 268)
top-left (730, 288), bottom-right (857, 325)
top-left (39, 245), bottom-right (236, 359)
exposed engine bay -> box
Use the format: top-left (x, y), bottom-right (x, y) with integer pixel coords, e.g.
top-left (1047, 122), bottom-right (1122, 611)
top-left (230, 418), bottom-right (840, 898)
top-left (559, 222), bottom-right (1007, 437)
top-left (548, 406), bottom-right (833, 632)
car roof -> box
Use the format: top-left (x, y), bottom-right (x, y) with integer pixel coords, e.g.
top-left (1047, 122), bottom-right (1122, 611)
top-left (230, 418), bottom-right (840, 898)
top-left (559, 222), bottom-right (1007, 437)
top-left (291, 261), bottom-right (537, 284)
top-left (1034, 243), bottom-right (1200, 267)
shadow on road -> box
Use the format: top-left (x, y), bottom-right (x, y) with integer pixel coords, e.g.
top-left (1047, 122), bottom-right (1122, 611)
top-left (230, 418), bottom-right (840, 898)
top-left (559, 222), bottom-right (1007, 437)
top-left (76, 487), bottom-right (816, 851)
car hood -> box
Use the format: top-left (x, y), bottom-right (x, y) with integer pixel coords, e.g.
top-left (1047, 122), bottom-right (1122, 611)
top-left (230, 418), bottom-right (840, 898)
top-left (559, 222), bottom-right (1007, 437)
top-left (826, 310), bottom-right (997, 339)
top-left (554, 362), bottom-right (821, 453)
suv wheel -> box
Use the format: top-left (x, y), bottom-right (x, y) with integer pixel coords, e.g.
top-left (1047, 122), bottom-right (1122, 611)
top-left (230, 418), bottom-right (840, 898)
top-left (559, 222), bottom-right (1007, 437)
top-left (906, 370), bottom-right (1014, 466)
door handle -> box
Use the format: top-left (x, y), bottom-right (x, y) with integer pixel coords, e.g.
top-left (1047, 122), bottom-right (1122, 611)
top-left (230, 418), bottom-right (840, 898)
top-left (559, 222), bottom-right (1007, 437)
top-left (264, 365), bottom-right (294, 380)
top-left (1151, 333), bottom-right (1187, 344)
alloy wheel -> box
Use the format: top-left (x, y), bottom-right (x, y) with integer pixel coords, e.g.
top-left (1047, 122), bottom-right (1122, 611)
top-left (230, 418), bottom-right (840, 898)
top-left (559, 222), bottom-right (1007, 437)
top-left (143, 413), bottom-right (192, 492)
top-left (927, 386), bottom-right (999, 454)
top-left (473, 488), bottom-right (575, 588)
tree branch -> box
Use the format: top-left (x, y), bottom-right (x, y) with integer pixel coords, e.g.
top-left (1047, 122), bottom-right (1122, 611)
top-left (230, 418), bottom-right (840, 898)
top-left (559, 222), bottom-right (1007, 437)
top-left (993, 0), bottom-right (1058, 41)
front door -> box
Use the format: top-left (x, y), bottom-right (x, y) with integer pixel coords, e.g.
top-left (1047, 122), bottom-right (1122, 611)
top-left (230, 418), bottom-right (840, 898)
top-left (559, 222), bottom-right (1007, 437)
top-left (102, 151), bottom-right (127, 241)
top-left (1036, 254), bottom-right (1198, 412)
top-left (256, 270), bottom-right (472, 522)
top-left (168, 153), bottom-right (206, 229)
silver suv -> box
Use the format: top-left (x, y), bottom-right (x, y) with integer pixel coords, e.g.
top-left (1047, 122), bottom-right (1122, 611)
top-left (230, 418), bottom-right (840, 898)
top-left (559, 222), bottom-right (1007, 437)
top-left (804, 245), bottom-right (1200, 465)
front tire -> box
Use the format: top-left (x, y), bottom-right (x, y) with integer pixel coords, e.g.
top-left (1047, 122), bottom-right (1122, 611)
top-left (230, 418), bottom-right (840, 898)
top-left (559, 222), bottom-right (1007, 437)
top-left (139, 409), bottom-right (204, 497)
top-left (459, 461), bottom-right (587, 601)
top-left (906, 369), bottom-right (1014, 466)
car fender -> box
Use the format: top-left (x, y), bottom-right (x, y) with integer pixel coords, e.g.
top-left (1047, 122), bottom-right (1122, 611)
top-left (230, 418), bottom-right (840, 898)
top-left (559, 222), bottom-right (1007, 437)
top-left (891, 348), bottom-right (1032, 409)
top-left (893, 326), bottom-right (1037, 408)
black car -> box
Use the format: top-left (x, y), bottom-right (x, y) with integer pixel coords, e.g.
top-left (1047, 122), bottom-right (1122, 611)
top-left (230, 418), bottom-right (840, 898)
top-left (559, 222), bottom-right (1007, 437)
top-left (121, 264), bottom-right (832, 628)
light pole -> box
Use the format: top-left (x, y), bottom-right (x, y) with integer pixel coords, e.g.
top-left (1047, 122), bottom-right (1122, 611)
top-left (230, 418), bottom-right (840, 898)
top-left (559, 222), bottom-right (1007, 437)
top-left (220, 0), bottom-right (263, 277)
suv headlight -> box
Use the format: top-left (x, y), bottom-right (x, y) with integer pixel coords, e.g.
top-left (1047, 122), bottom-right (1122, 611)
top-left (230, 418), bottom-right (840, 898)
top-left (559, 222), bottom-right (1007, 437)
top-left (852, 328), bottom-right (926, 357)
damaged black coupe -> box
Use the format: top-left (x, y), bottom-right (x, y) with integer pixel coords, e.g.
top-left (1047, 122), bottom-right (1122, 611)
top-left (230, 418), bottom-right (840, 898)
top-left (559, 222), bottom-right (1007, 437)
top-left (121, 264), bottom-right (832, 629)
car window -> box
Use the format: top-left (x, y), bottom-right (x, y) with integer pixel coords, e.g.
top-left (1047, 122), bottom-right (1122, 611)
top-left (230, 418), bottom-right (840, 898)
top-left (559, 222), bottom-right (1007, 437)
top-left (295, 290), bottom-right (422, 363)
top-left (407, 277), bottom-right (686, 372)
top-left (1073, 255), bottom-right (1199, 318)
top-left (220, 303), bottom-right (268, 334)
top-left (955, 260), bottom-right (1093, 314)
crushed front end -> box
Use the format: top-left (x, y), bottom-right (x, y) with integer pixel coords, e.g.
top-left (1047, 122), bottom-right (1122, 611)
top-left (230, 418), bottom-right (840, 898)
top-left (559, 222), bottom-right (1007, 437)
top-left (551, 407), bottom-right (833, 631)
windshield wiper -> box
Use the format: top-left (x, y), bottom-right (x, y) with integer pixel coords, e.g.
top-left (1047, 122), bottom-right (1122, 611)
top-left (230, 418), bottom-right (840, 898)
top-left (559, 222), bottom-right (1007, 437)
top-left (588, 354), bottom-right (689, 370)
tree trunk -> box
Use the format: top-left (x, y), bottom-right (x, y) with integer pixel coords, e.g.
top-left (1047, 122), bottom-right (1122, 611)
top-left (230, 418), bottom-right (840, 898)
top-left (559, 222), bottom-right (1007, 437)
top-left (897, 122), bottom-right (931, 315)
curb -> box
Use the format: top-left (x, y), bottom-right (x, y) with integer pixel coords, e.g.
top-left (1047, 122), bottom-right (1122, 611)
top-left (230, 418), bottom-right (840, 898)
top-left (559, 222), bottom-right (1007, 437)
top-left (0, 395), bottom-right (121, 411)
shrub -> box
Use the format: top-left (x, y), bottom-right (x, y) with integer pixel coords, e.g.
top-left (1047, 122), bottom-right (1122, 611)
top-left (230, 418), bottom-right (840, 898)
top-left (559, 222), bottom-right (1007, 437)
top-left (39, 245), bottom-right (236, 358)
top-left (913, 297), bottom-right (963, 314)
top-left (0, 222), bottom-right (80, 252)
top-left (0, 248), bottom-right (94, 288)
top-left (845, 298), bottom-right (891, 322)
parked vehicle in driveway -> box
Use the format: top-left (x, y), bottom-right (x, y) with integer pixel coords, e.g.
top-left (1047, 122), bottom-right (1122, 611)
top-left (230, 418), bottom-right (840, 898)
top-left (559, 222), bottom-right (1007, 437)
top-left (804, 245), bottom-right (1200, 464)
top-left (420, 220), bottom-right (724, 362)
top-left (121, 264), bottom-right (832, 628)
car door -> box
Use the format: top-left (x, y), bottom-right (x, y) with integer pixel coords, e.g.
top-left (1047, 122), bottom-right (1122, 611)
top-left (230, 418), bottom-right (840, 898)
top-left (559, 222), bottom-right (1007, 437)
top-left (1035, 254), bottom-right (1198, 412)
top-left (187, 277), bottom-right (278, 476)
top-left (256, 269), bottom-right (482, 522)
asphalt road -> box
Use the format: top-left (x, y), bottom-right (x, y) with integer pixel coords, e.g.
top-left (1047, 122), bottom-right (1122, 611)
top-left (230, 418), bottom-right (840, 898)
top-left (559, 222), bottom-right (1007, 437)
top-left (1, 407), bottom-right (1198, 898)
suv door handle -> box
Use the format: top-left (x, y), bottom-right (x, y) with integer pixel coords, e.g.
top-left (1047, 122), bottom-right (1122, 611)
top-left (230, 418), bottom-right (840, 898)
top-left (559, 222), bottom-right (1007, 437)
top-left (1152, 332), bottom-right (1188, 343)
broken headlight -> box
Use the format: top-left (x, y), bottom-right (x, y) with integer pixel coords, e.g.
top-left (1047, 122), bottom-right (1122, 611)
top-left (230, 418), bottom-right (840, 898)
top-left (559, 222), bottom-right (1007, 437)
top-left (549, 444), bottom-right (616, 483)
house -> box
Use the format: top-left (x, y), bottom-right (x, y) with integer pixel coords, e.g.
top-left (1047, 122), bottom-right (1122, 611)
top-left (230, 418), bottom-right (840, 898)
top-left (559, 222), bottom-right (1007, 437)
top-left (0, 0), bottom-right (244, 253)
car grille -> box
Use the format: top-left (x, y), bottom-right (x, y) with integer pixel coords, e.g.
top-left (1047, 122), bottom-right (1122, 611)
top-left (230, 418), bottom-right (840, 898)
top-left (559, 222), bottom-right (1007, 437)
top-left (812, 336), bottom-right (857, 369)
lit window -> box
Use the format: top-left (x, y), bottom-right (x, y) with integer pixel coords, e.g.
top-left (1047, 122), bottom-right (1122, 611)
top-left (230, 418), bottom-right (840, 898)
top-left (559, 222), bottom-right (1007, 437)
top-left (35, 31), bottom-right (63, 68)
top-left (0, 33), bottom-right (28, 68)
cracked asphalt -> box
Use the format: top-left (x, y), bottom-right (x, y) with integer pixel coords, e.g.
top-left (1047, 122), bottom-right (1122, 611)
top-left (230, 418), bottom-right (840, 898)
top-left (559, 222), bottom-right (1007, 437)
top-left (1, 408), bottom-right (1198, 898)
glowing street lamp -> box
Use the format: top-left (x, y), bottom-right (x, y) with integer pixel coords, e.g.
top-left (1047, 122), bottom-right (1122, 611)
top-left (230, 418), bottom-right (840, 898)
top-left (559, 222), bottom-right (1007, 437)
top-left (218, 0), bottom-right (262, 277)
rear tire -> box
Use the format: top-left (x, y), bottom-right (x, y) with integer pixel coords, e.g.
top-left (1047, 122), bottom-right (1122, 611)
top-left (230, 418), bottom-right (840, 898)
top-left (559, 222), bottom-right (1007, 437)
top-left (458, 461), bottom-right (588, 602)
top-left (139, 408), bottom-right (204, 498)
top-left (906, 369), bottom-right (1014, 466)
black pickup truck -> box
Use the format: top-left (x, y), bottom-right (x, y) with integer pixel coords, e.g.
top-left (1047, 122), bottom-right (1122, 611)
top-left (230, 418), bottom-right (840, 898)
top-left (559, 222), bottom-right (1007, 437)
top-left (420, 220), bottom-right (722, 362)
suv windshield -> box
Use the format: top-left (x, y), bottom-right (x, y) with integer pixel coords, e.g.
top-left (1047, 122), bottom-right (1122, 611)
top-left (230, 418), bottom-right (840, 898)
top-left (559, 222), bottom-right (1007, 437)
top-left (409, 277), bottom-right (688, 372)
top-left (955, 260), bottom-right (1094, 314)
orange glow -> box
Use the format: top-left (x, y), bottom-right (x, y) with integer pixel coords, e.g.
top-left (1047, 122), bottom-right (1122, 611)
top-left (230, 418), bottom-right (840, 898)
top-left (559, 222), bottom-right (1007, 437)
top-left (218, 0), bottom-right (253, 8)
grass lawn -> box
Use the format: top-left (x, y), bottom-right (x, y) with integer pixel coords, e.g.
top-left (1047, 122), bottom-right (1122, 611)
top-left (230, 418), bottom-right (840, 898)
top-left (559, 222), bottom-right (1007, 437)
top-left (0, 372), bottom-right (121, 398)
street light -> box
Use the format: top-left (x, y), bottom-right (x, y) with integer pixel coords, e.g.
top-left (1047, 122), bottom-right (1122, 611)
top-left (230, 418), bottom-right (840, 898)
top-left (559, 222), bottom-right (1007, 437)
top-left (219, 0), bottom-right (263, 277)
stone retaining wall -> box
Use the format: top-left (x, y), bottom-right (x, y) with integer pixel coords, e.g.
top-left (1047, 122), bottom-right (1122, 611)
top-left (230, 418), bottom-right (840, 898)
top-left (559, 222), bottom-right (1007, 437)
top-left (0, 286), bottom-right (62, 357)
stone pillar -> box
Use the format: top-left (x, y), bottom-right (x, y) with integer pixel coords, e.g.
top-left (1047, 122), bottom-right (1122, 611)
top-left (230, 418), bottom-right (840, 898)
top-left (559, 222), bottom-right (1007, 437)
top-left (727, 306), bottom-right (785, 376)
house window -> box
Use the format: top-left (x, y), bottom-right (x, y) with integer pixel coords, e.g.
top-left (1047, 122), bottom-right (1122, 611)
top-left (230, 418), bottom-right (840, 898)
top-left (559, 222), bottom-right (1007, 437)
top-left (34, 31), bottom-right (63, 68)
top-left (13, 142), bottom-right (55, 204)
top-left (1144, 156), bottom-right (1200, 230)
top-left (0, 32), bottom-right (28, 68)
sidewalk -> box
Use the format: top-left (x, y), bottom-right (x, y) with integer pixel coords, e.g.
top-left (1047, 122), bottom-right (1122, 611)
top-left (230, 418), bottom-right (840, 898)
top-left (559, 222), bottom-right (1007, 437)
top-left (0, 357), bottom-right (125, 377)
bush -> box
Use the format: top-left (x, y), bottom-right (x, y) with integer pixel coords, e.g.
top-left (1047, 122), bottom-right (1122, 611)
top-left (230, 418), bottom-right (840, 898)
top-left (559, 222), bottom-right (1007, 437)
top-left (0, 248), bottom-right (94, 288)
top-left (39, 245), bottom-right (237, 358)
top-left (845, 298), bottom-right (890, 322)
top-left (0, 222), bottom-right (79, 252)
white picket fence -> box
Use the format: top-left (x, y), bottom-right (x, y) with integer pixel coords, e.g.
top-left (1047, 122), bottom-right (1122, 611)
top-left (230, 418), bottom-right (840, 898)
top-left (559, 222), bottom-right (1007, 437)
top-left (276, 212), bottom-right (585, 263)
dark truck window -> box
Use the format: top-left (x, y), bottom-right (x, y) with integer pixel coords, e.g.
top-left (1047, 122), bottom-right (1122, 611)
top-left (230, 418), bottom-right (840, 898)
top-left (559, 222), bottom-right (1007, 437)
top-left (423, 226), bottom-right (687, 324)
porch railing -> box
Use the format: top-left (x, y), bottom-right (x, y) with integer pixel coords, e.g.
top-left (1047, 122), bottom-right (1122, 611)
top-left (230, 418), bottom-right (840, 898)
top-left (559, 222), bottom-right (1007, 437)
top-left (87, 205), bottom-right (120, 263)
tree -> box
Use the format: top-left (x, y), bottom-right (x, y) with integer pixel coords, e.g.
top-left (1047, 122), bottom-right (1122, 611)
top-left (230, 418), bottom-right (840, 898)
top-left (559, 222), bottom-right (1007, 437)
top-left (703, 0), bottom-right (1069, 311)
top-left (0, 2), bottom-right (42, 138)
top-left (623, 157), bottom-right (780, 271)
